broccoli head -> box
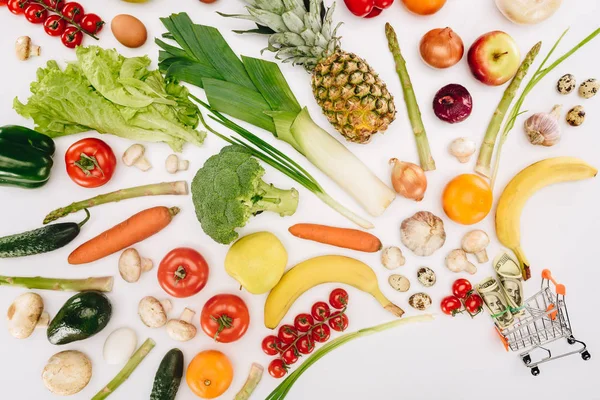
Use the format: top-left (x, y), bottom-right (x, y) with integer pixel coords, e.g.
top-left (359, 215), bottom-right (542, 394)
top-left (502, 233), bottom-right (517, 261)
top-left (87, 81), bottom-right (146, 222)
top-left (191, 145), bottom-right (299, 244)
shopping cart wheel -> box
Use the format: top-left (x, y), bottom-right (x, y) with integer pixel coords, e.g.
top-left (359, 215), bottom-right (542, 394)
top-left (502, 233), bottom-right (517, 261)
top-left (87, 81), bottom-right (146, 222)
top-left (531, 367), bottom-right (540, 376)
top-left (582, 351), bottom-right (591, 361)
top-left (522, 355), bottom-right (531, 365)
top-left (567, 336), bottom-right (576, 345)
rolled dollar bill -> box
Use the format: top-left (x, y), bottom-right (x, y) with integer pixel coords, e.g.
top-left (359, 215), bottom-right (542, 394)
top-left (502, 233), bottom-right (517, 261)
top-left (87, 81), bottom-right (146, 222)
top-left (494, 251), bottom-right (525, 313)
top-left (477, 276), bottom-right (515, 329)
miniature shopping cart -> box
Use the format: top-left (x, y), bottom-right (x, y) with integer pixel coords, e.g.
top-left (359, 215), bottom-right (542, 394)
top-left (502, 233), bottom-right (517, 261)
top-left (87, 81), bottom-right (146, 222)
top-left (496, 269), bottom-right (590, 376)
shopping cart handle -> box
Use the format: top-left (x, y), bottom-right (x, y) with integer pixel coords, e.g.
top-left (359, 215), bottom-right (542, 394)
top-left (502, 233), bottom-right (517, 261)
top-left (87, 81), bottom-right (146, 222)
top-left (542, 269), bottom-right (566, 295)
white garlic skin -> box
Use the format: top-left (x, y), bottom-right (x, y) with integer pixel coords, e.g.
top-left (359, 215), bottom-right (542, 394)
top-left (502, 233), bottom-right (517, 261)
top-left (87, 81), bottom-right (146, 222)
top-left (523, 105), bottom-right (561, 146)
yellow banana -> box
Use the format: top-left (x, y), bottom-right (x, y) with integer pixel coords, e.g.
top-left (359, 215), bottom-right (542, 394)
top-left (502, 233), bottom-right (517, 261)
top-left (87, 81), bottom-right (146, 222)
top-left (496, 157), bottom-right (597, 280)
top-left (264, 255), bottom-right (403, 329)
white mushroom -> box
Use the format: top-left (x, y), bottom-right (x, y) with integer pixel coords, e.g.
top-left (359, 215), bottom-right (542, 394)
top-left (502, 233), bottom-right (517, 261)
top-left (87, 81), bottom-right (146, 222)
top-left (119, 248), bottom-right (153, 283)
top-left (166, 308), bottom-right (197, 342)
top-left (122, 144), bottom-right (151, 171)
top-left (461, 230), bottom-right (490, 263)
top-left (449, 138), bottom-right (476, 163)
top-left (42, 350), bottom-right (92, 396)
top-left (165, 154), bottom-right (189, 174)
top-left (445, 249), bottom-right (477, 274)
top-left (138, 296), bottom-right (172, 328)
top-left (381, 246), bottom-right (405, 269)
top-left (7, 292), bottom-right (49, 339)
top-left (16, 36), bottom-right (40, 61)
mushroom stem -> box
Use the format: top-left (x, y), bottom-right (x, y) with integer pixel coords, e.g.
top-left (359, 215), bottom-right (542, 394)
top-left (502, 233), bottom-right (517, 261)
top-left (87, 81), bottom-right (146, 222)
top-left (474, 250), bottom-right (489, 263)
top-left (36, 311), bottom-right (50, 328)
top-left (15, 36), bottom-right (41, 61)
top-left (179, 307), bottom-right (195, 323)
top-left (165, 154), bottom-right (189, 174)
top-left (141, 258), bottom-right (153, 272)
top-left (160, 299), bottom-right (173, 314)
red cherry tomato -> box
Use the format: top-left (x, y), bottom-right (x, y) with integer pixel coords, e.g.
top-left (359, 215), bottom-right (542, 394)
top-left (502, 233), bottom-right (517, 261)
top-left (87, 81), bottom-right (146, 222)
top-left (452, 278), bottom-right (473, 299)
top-left (296, 335), bottom-right (314, 355)
top-left (328, 312), bottom-right (349, 332)
top-left (329, 288), bottom-right (349, 309)
top-left (24, 4), bottom-right (47, 23)
top-left (44, 14), bottom-right (66, 36)
top-left (61, 1), bottom-right (84, 22)
top-left (200, 294), bottom-right (249, 343)
top-left (268, 359), bottom-right (287, 379)
top-left (61, 26), bottom-right (83, 48)
top-left (7, 0), bottom-right (28, 14)
top-left (0, 0), bottom-right (7, 5)
top-left (441, 295), bottom-right (463, 316)
top-left (374, 0), bottom-right (394, 8)
top-left (465, 293), bottom-right (484, 315)
top-left (364, 7), bottom-right (383, 17)
top-left (261, 335), bottom-right (281, 356)
top-left (43, 0), bottom-right (64, 9)
top-left (294, 313), bottom-right (314, 333)
top-left (343, 0), bottom-right (374, 17)
top-left (277, 325), bottom-right (298, 345)
top-left (311, 302), bottom-right (331, 322)
top-left (281, 347), bottom-right (299, 365)
top-left (80, 13), bottom-right (104, 34)
top-left (311, 324), bottom-right (331, 343)
top-left (158, 247), bottom-right (209, 298)
top-left (64, 138), bottom-right (116, 188)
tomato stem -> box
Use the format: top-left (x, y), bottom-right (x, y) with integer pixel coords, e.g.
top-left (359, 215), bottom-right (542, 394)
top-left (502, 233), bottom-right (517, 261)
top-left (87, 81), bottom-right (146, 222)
top-left (211, 314), bottom-right (233, 340)
top-left (174, 265), bottom-right (187, 283)
top-left (74, 153), bottom-right (104, 177)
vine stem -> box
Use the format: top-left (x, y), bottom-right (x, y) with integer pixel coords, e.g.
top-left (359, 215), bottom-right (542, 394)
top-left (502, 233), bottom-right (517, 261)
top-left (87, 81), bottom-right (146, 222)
top-left (31, 0), bottom-right (100, 40)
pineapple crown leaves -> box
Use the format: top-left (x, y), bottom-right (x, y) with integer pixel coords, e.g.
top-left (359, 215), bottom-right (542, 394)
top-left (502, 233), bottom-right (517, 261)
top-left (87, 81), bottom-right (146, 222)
top-left (219, 0), bottom-right (342, 71)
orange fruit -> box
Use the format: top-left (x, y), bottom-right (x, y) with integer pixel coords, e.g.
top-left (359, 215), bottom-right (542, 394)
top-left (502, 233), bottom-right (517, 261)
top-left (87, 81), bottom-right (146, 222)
top-left (401, 0), bottom-right (447, 15)
top-left (442, 174), bottom-right (493, 225)
top-left (186, 350), bottom-right (233, 399)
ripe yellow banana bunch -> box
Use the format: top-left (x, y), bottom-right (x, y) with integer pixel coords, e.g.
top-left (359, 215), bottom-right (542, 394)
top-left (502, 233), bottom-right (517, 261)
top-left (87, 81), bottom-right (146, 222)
top-left (264, 255), bottom-right (404, 329)
top-left (496, 157), bottom-right (597, 280)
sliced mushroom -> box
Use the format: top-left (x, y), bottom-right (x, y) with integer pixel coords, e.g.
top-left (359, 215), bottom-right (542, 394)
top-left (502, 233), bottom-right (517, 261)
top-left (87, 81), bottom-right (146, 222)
top-left (445, 249), bottom-right (477, 274)
top-left (7, 292), bottom-right (48, 339)
top-left (42, 350), bottom-right (92, 396)
top-left (138, 296), bottom-right (172, 328)
top-left (122, 144), bottom-right (151, 171)
top-left (166, 308), bottom-right (197, 342)
top-left (381, 246), bottom-right (405, 270)
top-left (119, 248), bottom-right (153, 283)
top-left (16, 36), bottom-right (40, 61)
top-left (461, 230), bottom-right (490, 263)
top-left (165, 154), bottom-right (189, 174)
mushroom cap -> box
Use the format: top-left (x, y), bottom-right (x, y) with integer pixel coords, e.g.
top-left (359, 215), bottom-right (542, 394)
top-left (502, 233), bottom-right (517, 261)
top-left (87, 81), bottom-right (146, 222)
top-left (166, 319), bottom-right (197, 342)
top-left (461, 230), bottom-right (490, 253)
top-left (42, 350), bottom-right (92, 396)
top-left (449, 138), bottom-right (476, 156)
top-left (445, 249), bottom-right (477, 274)
top-left (119, 248), bottom-right (142, 283)
top-left (7, 292), bottom-right (44, 339)
top-left (165, 154), bottom-right (179, 173)
top-left (122, 144), bottom-right (145, 166)
top-left (138, 296), bottom-right (168, 328)
top-left (381, 246), bottom-right (405, 269)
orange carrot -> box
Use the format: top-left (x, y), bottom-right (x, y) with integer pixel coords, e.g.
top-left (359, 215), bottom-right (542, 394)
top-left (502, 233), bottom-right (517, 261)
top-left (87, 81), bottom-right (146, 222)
top-left (288, 223), bottom-right (382, 253)
top-left (68, 206), bottom-right (179, 265)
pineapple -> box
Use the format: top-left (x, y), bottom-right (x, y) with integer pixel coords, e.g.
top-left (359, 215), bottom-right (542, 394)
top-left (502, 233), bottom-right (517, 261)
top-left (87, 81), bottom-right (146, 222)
top-left (225, 0), bottom-right (396, 144)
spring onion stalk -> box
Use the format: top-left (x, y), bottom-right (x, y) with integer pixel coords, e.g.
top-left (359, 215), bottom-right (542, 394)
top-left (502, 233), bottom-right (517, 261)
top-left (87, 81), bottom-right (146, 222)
top-left (0, 275), bottom-right (114, 292)
top-left (234, 363), bottom-right (264, 400)
top-left (490, 28), bottom-right (600, 189)
top-left (266, 315), bottom-right (433, 400)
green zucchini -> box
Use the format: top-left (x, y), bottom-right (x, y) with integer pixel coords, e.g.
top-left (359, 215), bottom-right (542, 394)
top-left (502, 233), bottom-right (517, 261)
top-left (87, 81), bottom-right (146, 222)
top-left (150, 349), bottom-right (184, 400)
top-left (47, 291), bottom-right (112, 345)
top-left (0, 209), bottom-right (90, 258)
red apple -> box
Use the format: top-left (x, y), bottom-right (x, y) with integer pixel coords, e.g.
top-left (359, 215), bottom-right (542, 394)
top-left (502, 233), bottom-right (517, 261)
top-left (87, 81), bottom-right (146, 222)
top-left (467, 31), bottom-right (521, 86)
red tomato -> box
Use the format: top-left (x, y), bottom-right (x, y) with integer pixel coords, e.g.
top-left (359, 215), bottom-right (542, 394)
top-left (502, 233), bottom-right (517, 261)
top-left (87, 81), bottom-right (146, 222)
top-left (294, 313), bottom-right (314, 333)
top-left (61, 1), bottom-right (84, 22)
top-left (43, 0), bottom-right (64, 8)
top-left (464, 293), bottom-right (484, 315)
top-left (297, 335), bottom-right (314, 355)
top-left (268, 359), bottom-right (287, 379)
top-left (374, 0), bottom-right (394, 8)
top-left (277, 325), bottom-right (298, 345)
top-left (0, 0), bottom-right (7, 5)
top-left (80, 13), bottom-right (104, 34)
top-left (441, 295), bottom-right (463, 316)
top-left (201, 294), bottom-right (249, 343)
top-left (261, 335), bottom-right (281, 356)
top-left (64, 138), bottom-right (116, 188)
top-left (7, 0), bottom-right (28, 14)
top-left (311, 324), bottom-right (331, 343)
top-left (158, 247), bottom-right (209, 298)
top-left (44, 14), bottom-right (66, 36)
top-left (281, 347), bottom-right (299, 365)
top-left (328, 312), bottom-right (349, 332)
top-left (24, 4), bottom-right (47, 23)
top-left (329, 288), bottom-right (349, 309)
top-left (452, 279), bottom-right (473, 299)
top-left (61, 26), bottom-right (83, 48)
top-left (364, 7), bottom-right (382, 18)
top-left (343, 0), bottom-right (373, 17)
top-left (311, 302), bottom-right (331, 322)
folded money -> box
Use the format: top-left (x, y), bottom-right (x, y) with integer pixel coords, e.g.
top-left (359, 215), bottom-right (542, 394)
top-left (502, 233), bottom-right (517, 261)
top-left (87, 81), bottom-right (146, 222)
top-left (477, 276), bottom-right (515, 329)
top-left (494, 251), bottom-right (524, 315)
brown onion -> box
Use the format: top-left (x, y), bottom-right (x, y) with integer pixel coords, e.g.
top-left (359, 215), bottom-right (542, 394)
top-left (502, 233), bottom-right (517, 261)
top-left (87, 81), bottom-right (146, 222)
top-left (389, 159), bottom-right (427, 201)
top-left (420, 27), bottom-right (464, 69)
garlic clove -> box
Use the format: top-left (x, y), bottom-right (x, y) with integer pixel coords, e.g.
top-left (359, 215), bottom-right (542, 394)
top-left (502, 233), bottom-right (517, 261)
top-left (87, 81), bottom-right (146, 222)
top-left (523, 105), bottom-right (561, 147)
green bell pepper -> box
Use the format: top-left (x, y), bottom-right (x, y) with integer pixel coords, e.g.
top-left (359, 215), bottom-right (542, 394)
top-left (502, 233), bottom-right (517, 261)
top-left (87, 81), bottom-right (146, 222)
top-left (0, 125), bottom-right (55, 188)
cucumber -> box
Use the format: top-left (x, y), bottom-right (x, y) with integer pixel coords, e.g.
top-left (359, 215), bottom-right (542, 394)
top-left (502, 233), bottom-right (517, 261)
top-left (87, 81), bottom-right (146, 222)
top-left (47, 291), bottom-right (112, 345)
top-left (150, 349), bottom-right (184, 400)
top-left (0, 209), bottom-right (90, 258)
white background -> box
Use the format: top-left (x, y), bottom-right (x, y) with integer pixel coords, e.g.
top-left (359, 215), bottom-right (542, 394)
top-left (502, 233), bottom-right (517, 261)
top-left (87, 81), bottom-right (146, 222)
top-left (1, 1), bottom-right (599, 399)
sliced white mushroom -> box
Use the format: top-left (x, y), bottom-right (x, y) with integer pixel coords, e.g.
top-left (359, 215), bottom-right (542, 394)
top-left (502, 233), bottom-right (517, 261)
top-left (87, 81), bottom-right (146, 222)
top-left (381, 246), bottom-right (405, 270)
top-left (7, 292), bottom-right (47, 339)
top-left (461, 230), bottom-right (490, 263)
top-left (42, 350), bottom-right (92, 396)
top-left (166, 308), bottom-right (197, 342)
top-left (138, 296), bottom-right (172, 328)
top-left (119, 248), bottom-right (153, 283)
top-left (449, 138), bottom-right (476, 163)
top-left (445, 249), bottom-right (477, 274)
top-left (122, 144), bottom-right (151, 171)
top-left (16, 36), bottom-right (40, 61)
top-left (165, 154), bottom-right (189, 174)
top-left (103, 327), bottom-right (138, 365)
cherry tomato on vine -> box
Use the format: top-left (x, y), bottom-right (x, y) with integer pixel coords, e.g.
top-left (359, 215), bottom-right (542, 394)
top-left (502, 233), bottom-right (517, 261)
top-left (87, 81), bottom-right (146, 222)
top-left (311, 301), bottom-right (331, 322)
top-left (80, 13), bottom-right (104, 34)
top-left (0, 0), bottom-right (7, 5)
top-left (465, 293), bottom-right (484, 315)
top-left (297, 335), bottom-right (314, 355)
top-left (343, 0), bottom-right (373, 17)
top-left (158, 247), bottom-right (209, 298)
top-left (261, 335), bottom-right (282, 356)
top-left (374, 0), bottom-right (394, 8)
top-left (268, 359), bottom-right (287, 379)
top-left (277, 325), bottom-right (298, 345)
top-left (294, 313), bottom-right (314, 333)
top-left (61, 26), bottom-right (83, 48)
top-left (44, 14), bottom-right (66, 36)
top-left (328, 312), bottom-right (349, 332)
top-left (7, 0), bottom-right (28, 15)
top-left (43, 0), bottom-right (64, 8)
top-left (61, 1), bottom-right (84, 22)
top-left (364, 7), bottom-right (382, 18)
top-left (311, 324), bottom-right (331, 343)
top-left (201, 294), bottom-right (249, 343)
top-left (441, 295), bottom-right (463, 316)
top-left (329, 288), bottom-right (349, 309)
top-left (452, 278), bottom-right (473, 299)
top-left (65, 138), bottom-right (116, 188)
top-left (24, 3), bottom-right (47, 23)
top-left (281, 347), bottom-right (299, 365)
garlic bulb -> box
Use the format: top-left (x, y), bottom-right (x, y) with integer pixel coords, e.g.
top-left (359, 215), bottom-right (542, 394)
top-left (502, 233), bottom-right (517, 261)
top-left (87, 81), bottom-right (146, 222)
top-left (524, 105), bottom-right (561, 147)
top-left (495, 0), bottom-right (562, 25)
top-left (389, 159), bottom-right (427, 201)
